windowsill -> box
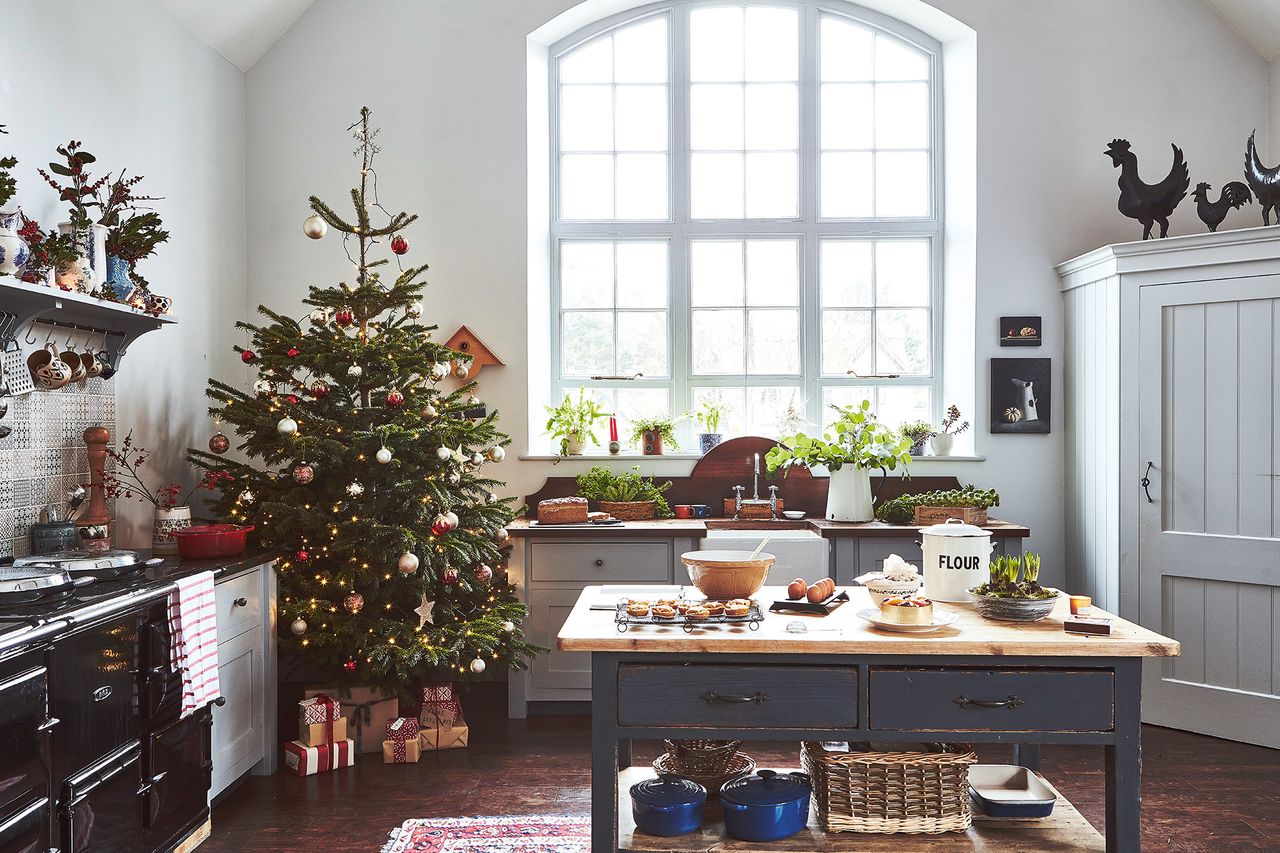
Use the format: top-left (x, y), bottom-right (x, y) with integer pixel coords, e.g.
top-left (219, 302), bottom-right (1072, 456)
top-left (518, 453), bottom-right (987, 462)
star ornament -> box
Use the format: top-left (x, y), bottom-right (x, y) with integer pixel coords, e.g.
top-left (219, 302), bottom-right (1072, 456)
top-left (415, 595), bottom-right (436, 629)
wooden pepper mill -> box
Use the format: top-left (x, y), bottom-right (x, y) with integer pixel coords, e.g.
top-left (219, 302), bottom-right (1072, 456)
top-left (79, 426), bottom-right (113, 552)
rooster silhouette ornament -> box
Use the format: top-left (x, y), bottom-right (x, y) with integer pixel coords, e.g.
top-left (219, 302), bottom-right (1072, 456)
top-left (1244, 131), bottom-right (1280, 226)
top-left (1105, 139), bottom-right (1190, 239)
top-left (1192, 182), bottom-right (1252, 233)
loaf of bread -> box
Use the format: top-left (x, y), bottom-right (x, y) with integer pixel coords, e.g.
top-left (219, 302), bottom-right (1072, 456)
top-left (537, 496), bottom-right (588, 524)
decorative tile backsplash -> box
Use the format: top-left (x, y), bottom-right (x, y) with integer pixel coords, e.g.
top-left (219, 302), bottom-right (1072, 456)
top-left (0, 372), bottom-right (116, 559)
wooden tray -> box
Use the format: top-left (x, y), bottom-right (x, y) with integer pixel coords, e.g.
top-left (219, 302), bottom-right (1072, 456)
top-left (615, 601), bottom-right (764, 633)
top-left (769, 590), bottom-right (850, 615)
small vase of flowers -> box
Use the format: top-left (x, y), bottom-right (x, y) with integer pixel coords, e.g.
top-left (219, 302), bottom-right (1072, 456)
top-left (930, 404), bottom-right (970, 456)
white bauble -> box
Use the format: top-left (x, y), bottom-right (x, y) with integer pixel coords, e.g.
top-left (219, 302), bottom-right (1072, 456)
top-left (376, 446), bottom-right (393, 464)
top-left (308, 307), bottom-right (329, 325)
top-left (494, 527), bottom-right (510, 545)
top-left (291, 618), bottom-right (308, 636)
top-left (239, 490), bottom-right (255, 504)
top-left (467, 395), bottom-right (480, 406)
top-left (253, 379), bottom-right (274, 396)
top-left (502, 620), bottom-right (515, 633)
top-left (487, 492), bottom-right (499, 504)
top-left (448, 471), bottom-right (461, 485)
top-left (346, 480), bottom-right (365, 497)
top-left (347, 364), bottom-right (363, 378)
top-left (469, 657), bottom-right (486, 674)
top-left (420, 403), bottom-right (438, 420)
top-left (471, 452), bottom-right (484, 466)
top-left (435, 446), bottom-right (452, 461)
top-left (429, 363), bottom-right (449, 382)
top-left (276, 416), bottom-right (298, 436)
top-left (487, 446), bottom-right (506, 463)
top-left (444, 511), bottom-right (459, 529)
top-left (453, 362), bottom-right (470, 380)
top-left (397, 551), bottom-right (420, 574)
top-left (406, 301), bottom-right (423, 318)
top-left (303, 214), bottom-right (328, 240)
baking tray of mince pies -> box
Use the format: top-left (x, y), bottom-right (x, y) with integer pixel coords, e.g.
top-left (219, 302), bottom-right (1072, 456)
top-left (614, 598), bottom-right (765, 633)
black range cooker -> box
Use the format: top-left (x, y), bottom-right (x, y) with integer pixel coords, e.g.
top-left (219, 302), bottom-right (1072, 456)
top-left (0, 555), bottom-right (216, 853)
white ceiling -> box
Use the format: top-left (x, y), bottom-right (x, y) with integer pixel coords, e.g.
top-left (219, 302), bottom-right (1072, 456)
top-left (159, 0), bottom-right (1280, 71)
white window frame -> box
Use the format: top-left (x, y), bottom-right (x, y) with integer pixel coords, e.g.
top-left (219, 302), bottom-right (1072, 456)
top-left (549, 0), bottom-right (944, 446)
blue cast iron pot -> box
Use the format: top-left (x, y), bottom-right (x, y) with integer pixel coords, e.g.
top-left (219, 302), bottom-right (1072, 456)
top-left (629, 774), bottom-right (706, 836)
top-left (719, 770), bottom-right (812, 842)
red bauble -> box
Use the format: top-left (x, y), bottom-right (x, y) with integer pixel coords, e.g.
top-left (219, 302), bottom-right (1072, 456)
top-left (386, 390), bottom-right (405, 408)
top-left (334, 309), bottom-right (354, 327)
top-left (292, 463), bottom-right (315, 485)
top-left (208, 433), bottom-right (230, 454)
top-left (310, 381), bottom-right (330, 399)
top-left (240, 350), bottom-right (256, 364)
top-left (442, 568), bottom-right (459, 585)
top-left (390, 235), bottom-right (409, 255)
top-left (431, 514), bottom-right (451, 536)
top-left (287, 347), bottom-right (300, 358)
top-left (343, 591), bottom-right (365, 614)
top-left (296, 550), bottom-right (309, 562)
top-left (473, 564), bottom-right (493, 583)
top-left (286, 394), bottom-right (301, 405)
top-left (343, 659), bottom-right (357, 672)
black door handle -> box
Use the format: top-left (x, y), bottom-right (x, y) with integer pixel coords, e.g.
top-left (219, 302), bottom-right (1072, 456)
top-left (701, 690), bottom-right (769, 705)
top-left (233, 597), bottom-right (248, 607)
top-left (594, 559), bottom-right (604, 567)
top-left (954, 694), bottom-right (1024, 710)
top-left (1140, 462), bottom-right (1154, 503)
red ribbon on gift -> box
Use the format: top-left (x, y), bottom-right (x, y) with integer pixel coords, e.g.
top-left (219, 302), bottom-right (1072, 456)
top-left (385, 716), bottom-right (420, 763)
top-left (302, 694), bottom-right (339, 745)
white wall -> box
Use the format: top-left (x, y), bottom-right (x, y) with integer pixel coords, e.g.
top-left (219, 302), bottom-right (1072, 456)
top-left (1271, 60), bottom-right (1280, 148)
top-left (245, 0), bottom-right (1270, 587)
top-left (2, 0), bottom-right (247, 545)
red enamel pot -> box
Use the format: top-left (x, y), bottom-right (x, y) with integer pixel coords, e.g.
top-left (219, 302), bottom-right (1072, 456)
top-left (172, 524), bottom-right (255, 559)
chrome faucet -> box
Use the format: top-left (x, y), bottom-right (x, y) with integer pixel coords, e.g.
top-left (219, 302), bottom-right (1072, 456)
top-left (732, 453), bottom-right (780, 521)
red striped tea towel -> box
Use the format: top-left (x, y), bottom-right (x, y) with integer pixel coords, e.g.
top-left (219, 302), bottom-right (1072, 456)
top-left (168, 571), bottom-right (221, 718)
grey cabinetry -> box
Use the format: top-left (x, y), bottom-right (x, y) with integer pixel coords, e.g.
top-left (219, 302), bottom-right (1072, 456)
top-left (827, 534), bottom-right (1023, 584)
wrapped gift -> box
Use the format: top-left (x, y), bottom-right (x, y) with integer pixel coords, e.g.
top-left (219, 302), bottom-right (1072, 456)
top-left (383, 717), bottom-right (422, 763)
top-left (419, 721), bottom-right (469, 751)
top-left (299, 694), bottom-right (341, 726)
top-left (283, 738), bottom-right (355, 776)
top-left (304, 686), bottom-right (399, 754)
top-left (420, 682), bottom-right (462, 727)
top-left (299, 716), bottom-right (348, 747)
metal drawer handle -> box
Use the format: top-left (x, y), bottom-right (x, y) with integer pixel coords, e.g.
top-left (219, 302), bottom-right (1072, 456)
top-left (953, 694), bottom-right (1024, 710)
top-left (233, 597), bottom-right (248, 607)
top-left (36, 715), bottom-right (60, 733)
top-left (701, 690), bottom-right (769, 705)
top-left (594, 559), bottom-right (604, 567)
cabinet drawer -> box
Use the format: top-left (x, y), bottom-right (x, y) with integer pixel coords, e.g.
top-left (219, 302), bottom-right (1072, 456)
top-left (529, 541), bottom-right (671, 583)
top-left (869, 668), bottom-right (1114, 732)
top-left (215, 567), bottom-right (264, 640)
top-left (618, 664), bottom-right (857, 729)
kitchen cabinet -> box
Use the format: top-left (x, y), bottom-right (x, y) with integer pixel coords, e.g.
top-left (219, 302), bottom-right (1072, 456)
top-left (809, 520), bottom-right (1028, 584)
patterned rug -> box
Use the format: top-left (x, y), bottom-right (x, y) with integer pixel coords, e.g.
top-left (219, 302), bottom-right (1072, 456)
top-left (382, 815), bottom-right (590, 853)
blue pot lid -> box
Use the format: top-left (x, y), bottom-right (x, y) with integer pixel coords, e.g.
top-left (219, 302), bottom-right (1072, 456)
top-left (630, 774), bottom-right (707, 807)
top-left (720, 770), bottom-right (812, 807)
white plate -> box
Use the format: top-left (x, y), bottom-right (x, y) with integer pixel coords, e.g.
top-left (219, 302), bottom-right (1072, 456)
top-left (856, 607), bottom-right (960, 633)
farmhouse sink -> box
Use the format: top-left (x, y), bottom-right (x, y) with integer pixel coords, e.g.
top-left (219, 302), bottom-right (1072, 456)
top-left (700, 528), bottom-right (829, 580)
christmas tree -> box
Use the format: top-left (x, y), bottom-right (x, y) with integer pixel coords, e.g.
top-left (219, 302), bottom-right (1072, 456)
top-left (190, 107), bottom-right (539, 692)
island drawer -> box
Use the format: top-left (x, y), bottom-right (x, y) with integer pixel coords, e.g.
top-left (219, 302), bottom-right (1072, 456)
top-left (869, 668), bottom-right (1114, 732)
top-left (529, 541), bottom-right (672, 583)
top-left (617, 664), bottom-right (858, 728)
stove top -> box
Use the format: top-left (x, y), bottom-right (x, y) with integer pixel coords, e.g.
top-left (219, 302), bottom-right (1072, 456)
top-left (0, 569), bottom-right (160, 628)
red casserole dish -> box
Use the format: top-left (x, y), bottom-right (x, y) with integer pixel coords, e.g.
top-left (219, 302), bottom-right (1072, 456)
top-left (172, 524), bottom-right (255, 559)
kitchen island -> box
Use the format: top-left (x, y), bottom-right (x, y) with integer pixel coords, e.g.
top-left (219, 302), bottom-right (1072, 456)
top-left (559, 585), bottom-right (1178, 853)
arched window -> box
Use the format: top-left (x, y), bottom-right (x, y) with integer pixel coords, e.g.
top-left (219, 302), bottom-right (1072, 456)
top-left (550, 0), bottom-right (941, 447)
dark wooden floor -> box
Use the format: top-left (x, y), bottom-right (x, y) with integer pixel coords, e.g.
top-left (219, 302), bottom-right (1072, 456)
top-left (206, 687), bottom-right (1280, 852)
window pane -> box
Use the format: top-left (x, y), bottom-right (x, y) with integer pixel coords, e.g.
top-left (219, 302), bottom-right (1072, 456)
top-left (692, 387), bottom-right (746, 436)
top-left (875, 34), bottom-right (929, 81)
top-left (820, 152), bottom-right (873, 217)
top-left (876, 386), bottom-right (931, 428)
top-left (691, 6), bottom-right (743, 82)
top-left (820, 17), bottom-right (874, 82)
top-left (747, 386), bottom-right (804, 437)
top-left (561, 86), bottom-right (613, 151)
top-left (692, 309), bottom-right (745, 374)
top-left (746, 240), bottom-right (798, 306)
top-left (745, 152), bottom-right (797, 218)
top-left (745, 84), bottom-right (798, 150)
top-left (616, 153), bottom-right (668, 219)
top-left (691, 153), bottom-right (745, 218)
top-left (561, 154), bottom-right (613, 219)
top-left (614, 17), bottom-right (668, 83)
top-left (875, 82), bottom-right (928, 149)
top-left (561, 37), bottom-right (613, 84)
top-left (876, 308), bottom-right (930, 374)
top-left (745, 7), bottom-right (798, 82)
top-left (822, 309), bottom-right (872, 375)
top-left (617, 242), bottom-right (669, 308)
top-left (820, 240), bottom-right (874, 306)
top-left (875, 151), bottom-right (929, 216)
top-left (615, 86), bottom-right (667, 151)
top-left (561, 242), bottom-right (614, 309)
top-left (748, 309), bottom-right (799, 374)
top-left (821, 83), bottom-right (874, 150)
top-left (691, 84), bottom-right (744, 150)
top-left (876, 241), bottom-right (930, 306)
top-left (618, 311), bottom-right (669, 375)
top-left (562, 311), bottom-right (614, 375)
top-left (822, 385), bottom-right (876, 429)
top-left (691, 240), bottom-right (744, 307)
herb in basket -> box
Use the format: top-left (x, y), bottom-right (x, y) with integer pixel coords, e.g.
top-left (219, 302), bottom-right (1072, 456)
top-left (874, 485), bottom-right (1000, 524)
top-left (970, 553), bottom-right (1055, 600)
top-left (576, 466), bottom-right (673, 517)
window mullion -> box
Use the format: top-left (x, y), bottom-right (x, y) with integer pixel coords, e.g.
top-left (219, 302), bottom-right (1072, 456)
top-left (671, 5), bottom-right (692, 433)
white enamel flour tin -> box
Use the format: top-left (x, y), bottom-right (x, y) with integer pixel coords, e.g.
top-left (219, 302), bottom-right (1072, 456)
top-left (920, 518), bottom-right (994, 602)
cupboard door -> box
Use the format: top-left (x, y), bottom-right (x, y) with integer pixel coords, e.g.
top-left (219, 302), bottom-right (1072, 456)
top-left (210, 629), bottom-right (264, 798)
top-left (527, 588), bottom-right (592, 692)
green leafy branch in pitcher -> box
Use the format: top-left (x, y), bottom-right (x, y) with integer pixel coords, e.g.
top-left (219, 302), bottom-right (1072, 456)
top-left (766, 400), bottom-right (912, 475)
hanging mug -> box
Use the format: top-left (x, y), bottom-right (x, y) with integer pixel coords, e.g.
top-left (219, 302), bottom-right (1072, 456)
top-left (61, 351), bottom-right (87, 384)
top-left (27, 344), bottom-right (72, 390)
top-left (96, 350), bottom-right (116, 380)
top-left (80, 349), bottom-right (102, 378)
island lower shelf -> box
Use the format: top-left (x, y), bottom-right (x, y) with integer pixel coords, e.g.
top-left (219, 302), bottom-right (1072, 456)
top-left (617, 767), bottom-right (1103, 852)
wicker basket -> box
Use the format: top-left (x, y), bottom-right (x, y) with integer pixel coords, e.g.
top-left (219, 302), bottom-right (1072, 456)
top-left (599, 500), bottom-right (657, 520)
top-left (801, 741), bottom-right (976, 834)
top-left (913, 506), bottom-right (988, 526)
top-left (653, 750), bottom-right (755, 794)
top-left (663, 739), bottom-right (741, 777)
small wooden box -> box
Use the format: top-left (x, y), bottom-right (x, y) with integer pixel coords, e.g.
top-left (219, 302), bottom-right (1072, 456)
top-left (913, 506), bottom-right (988, 526)
top-left (722, 498), bottom-right (784, 519)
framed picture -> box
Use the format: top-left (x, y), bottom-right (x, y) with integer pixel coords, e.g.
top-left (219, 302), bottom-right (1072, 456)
top-left (990, 358), bottom-right (1051, 434)
top-left (999, 315), bottom-right (1042, 347)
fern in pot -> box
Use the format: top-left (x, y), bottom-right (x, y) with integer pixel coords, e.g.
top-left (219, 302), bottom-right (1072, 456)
top-left (765, 400), bottom-right (912, 522)
top-left (576, 466), bottom-right (673, 520)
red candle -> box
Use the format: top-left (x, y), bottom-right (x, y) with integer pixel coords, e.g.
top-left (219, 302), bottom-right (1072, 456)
top-left (609, 417), bottom-right (618, 442)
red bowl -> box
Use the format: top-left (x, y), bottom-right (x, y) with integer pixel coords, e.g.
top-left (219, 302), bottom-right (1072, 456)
top-left (172, 524), bottom-right (255, 559)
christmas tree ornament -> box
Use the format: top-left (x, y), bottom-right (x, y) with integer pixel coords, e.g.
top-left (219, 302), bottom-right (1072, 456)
top-left (467, 394), bottom-right (480, 406)
top-left (343, 591), bottom-right (365, 614)
top-left (444, 510), bottom-right (459, 530)
top-left (240, 350), bottom-right (256, 364)
top-left (286, 394), bottom-right (301, 406)
top-left (397, 551), bottom-right (420, 574)
top-left (429, 363), bottom-right (448, 382)
top-left (487, 446), bottom-right (506, 463)
top-left (239, 490), bottom-right (256, 504)
top-left (291, 618), bottom-right (308, 636)
top-left (296, 549), bottom-right (309, 562)
top-left (435, 446), bottom-right (451, 461)
top-left (431, 514), bottom-right (451, 536)
top-left (303, 213), bottom-right (328, 239)
top-left (376, 446), bottom-right (393, 464)
top-left (448, 471), bottom-right (461, 485)
top-left (414, 595), bottom-right (435, 629)
top-left (390, 235), bottom-right (409, 255)
top-left (334, 308), bottom-right (355, 327)
top-left (406, 301), bottom-right (423, 319)
top-left (453, 361), bottom-right (470, 380)
top-left (502, 620), bottom-right (516, 633)
top-left (346, 480), bottom-right (365, 497)
top-left (310, 380), bottom-right (330, 398)
top-left (420, 403), bottom-right (438, 420)
top-left (276, 416), bottom-right (298, 436)
top-left (493, 527), bottom-right (510, 545)
top-left (469, 657), bottom-right (486, 674)
top-left (386, 390), bottom-right (405, 408)
top-left (287, 347), bottom-right (300, 358)
top-left (308, 307), bottom-right (330, 325)
top-left (487, 492), bottom-right (499, 504)
top-left (347, 364), bottom-right (363, 378)
top-left (253, 378), bottom-right (274, 396)
top-left (473, 564), bottom-right (492, 583)
top-left (471, 452), bottom-right (484, 466)
top-left (292, 463), bottom-right (315, 484)
top-left (209, 432), bottom-right (230, 454)
top-left (442, 567), bottom-right (459, 585)
top-left (343, 658), bottom-right (357, 672)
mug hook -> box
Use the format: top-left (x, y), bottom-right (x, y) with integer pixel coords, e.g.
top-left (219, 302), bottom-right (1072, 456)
top-left (24, 323), bottom-right (38, 346)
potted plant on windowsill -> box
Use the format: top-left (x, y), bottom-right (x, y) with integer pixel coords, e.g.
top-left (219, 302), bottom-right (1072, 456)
top-left (930, 404), bottom-right (970, 456)
top-left (899, 420), bottom-right (935, 456)
top-left (576, 466), bottom-right (673, 520)
top-left (765, 400), bottom-right (912, 522)
top-left (630, 413), bottom-right (685, 456)
top-left (696, 400), bottom-right (728, 454)
top-left (544, 388), bottom-right (611, 456)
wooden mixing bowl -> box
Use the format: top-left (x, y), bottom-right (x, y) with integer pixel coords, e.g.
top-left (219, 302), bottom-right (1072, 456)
top-left (681, 550), bottom-right (775, 599)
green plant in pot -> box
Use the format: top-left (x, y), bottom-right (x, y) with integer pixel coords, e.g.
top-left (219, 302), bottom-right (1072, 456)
top-left (576, 465), bottom-right (673, 519)
top-left (899, 420), bottom-right (935, 456)
top-left (696, 400), bottom-right (729, 455)
top-left (766, 400), bottom-right (911, 522)
top-left (930, 404), bottom-right (969, 456)
top-left (103, 211), bottom-right (168, 301)
top-left (969, 553), bottom-right (1059, 622)
top-left (629, 412), bottom-right (685, 456)
top-left (544, 388), bottom-right (611, 456)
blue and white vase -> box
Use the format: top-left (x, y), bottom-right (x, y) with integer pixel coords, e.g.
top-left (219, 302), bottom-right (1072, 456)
top-left (0, 207), bottom-right (31, 276)
top-left (58, 222), bottom-right (108, 290)
top-left (699, 433), bottom-right (723, 454)
top-left (105, 255), bottom-right (134, 300)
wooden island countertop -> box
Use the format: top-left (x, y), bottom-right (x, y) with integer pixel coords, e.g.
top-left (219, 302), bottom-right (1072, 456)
top-left (510, 516), bottom-right (1030, 538)
top-left (558, 585), bottom-right (1179, 657)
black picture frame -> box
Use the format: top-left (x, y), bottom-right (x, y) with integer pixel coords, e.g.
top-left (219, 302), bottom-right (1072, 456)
top-left (990, 358), bottom-right (1051, 434)
top-left (999, 315), bottom-right (1042, 347)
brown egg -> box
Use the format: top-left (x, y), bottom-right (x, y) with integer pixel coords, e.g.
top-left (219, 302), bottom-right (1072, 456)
top-left (806, 583), bottom-right (827, 603)
top-left (787, 579), bottom-right (807, 600)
